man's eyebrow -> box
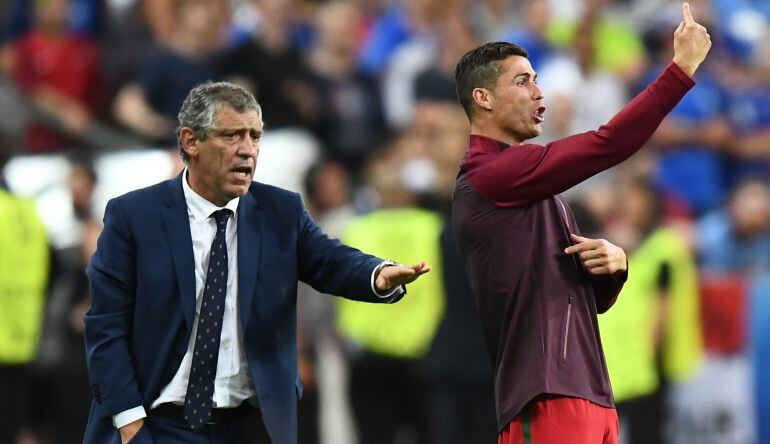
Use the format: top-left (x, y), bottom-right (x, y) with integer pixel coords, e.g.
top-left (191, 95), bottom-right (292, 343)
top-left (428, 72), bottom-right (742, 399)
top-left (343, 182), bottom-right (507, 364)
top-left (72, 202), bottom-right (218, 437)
top-left (212, 126), bottom-right (261, 133)
top-left (513, 72), bottom-right (537, 81)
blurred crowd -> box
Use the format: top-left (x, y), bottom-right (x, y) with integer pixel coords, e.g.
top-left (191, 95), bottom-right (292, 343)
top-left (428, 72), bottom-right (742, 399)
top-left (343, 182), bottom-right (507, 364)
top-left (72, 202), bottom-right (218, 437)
top-left (0, 0), bottom-right (769, 443)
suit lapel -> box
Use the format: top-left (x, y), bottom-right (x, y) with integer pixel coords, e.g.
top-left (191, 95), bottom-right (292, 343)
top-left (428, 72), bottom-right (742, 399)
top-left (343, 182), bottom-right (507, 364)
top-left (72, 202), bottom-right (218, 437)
top-left (237, 187), bottom-right (261, 334)
top-left (161, 173), bottom-right (197, 337)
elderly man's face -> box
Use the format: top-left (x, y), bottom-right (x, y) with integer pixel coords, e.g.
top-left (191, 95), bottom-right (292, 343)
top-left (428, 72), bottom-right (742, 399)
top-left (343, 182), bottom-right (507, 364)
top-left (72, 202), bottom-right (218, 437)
top-left (186, 106), bottom-right (262, 206)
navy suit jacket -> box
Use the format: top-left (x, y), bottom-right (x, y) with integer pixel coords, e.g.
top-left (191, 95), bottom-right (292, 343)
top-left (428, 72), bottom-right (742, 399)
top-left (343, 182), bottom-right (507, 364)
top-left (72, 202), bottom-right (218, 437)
top-left (83, 174), bottom-right (397, 443)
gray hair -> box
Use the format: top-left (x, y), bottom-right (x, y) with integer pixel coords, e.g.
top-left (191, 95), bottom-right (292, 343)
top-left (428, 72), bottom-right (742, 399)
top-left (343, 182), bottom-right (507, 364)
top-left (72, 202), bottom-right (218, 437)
top-left (176, 81), bottom-right (263, 163)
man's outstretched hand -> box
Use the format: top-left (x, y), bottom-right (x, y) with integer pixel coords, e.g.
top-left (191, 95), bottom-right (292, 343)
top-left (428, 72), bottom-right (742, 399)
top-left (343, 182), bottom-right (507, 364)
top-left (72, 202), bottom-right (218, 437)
top-left (375, 261), bottom-right (431, 293)
top-left (673, 2), bottom-right (712, 78)
top-left (565, 234), bottom-right (627, 276)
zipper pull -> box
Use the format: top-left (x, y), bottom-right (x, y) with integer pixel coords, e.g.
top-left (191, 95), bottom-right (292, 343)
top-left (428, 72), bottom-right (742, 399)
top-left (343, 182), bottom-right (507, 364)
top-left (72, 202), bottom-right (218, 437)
top-left (568, 294), bottom-right (573, 304)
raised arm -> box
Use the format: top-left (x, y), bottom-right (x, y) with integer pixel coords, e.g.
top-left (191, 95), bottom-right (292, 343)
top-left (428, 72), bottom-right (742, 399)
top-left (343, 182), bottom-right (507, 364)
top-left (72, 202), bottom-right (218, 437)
top-left (466, 3), bottom-right (711, 207)
top-left (467, 63), bottom-right (694, 207)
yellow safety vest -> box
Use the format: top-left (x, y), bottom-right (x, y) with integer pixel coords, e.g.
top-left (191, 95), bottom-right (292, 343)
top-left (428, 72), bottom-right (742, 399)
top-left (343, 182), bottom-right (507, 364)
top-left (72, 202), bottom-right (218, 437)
top-left (336, 207), bottom-right (444, 359)
top-left (599, 227), bottom-right (702, 402)
top-left (0, 190), bottom-right (49, 364)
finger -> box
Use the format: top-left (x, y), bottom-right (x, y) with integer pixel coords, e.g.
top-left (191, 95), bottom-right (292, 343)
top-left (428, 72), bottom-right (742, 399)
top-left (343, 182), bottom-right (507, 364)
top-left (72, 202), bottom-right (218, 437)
top-left (583, 258), bottom-right (606, 268)
top-left (579, 248), bottom-right (605, 259)
top-left (588, 266), bottom-right (610, 275)
top-left (570, 233), bottom-right (590, 243)
top-left (565, 239), bottom-right (602, 254)
top-left (683, 2), bottom-right (695, 25)
top-left (408, 262), bottom-right (424, 271)
top-left (565, 243), bottom-right (588, 254)
top-left (565, 233), bottom-right (589, 254)
top-left (382, 266), bottom-right (412, 282)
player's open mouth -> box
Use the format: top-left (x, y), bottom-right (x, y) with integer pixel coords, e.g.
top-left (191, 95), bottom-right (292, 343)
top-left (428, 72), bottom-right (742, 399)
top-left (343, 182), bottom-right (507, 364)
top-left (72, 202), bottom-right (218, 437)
top-left (532, 106), bottom-right (545, 123)
top-left (231, 166), bottom-right (253, 180)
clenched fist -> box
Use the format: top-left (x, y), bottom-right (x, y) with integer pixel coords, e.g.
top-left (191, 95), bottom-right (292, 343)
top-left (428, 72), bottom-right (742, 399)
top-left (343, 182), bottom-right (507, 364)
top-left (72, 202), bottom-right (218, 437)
top-left (672, 2), bottom-right (712, 78)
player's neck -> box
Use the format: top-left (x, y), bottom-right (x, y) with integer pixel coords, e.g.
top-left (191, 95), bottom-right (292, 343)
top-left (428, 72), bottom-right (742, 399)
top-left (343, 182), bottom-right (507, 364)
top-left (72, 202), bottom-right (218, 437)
top-left (469, 122), bottom-right (522, 147)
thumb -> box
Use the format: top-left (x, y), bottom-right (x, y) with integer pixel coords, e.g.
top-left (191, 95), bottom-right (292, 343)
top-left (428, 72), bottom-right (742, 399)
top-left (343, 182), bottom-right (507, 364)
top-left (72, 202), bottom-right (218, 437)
top-left (675, 20), bottom-right (685, 35)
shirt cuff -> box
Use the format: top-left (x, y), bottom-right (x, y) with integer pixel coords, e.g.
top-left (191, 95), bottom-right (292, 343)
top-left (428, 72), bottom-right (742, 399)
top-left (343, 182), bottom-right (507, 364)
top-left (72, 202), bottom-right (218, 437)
top-left (371, 260), bottom-right (405, 302)
top-left (112, 406), bottom-right (147, 429)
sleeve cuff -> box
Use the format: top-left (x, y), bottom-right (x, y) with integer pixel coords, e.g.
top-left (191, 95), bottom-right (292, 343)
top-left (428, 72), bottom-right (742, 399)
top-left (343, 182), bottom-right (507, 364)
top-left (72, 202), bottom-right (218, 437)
top-left (667, 61), bottom-right (696, 88)
top-left (112, 406), bottom-right (147, 429)
top-left (611, 259), bottom-right (630, 283)
top-left (371, 260), bottom-right (405, 302)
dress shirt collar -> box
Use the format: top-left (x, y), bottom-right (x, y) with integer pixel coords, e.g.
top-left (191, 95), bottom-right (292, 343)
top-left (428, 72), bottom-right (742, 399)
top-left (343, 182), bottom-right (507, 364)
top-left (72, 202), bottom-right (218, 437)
top-left (181, 168), bottom-right (240, 222)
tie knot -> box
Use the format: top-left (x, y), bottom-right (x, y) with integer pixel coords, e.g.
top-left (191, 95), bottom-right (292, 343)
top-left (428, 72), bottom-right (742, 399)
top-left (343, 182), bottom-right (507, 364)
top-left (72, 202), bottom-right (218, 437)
top-left (211, 209), bottom-right (231, 227)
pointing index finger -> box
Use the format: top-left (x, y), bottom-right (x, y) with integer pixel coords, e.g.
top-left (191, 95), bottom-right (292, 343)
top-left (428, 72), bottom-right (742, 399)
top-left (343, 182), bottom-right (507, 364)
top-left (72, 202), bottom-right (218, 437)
top-left (565, 240), bottom-right (598, 254)
top-left (683, 2), bottom-right (695, 24)
top-left (570, 233), bottom-right (589, 243)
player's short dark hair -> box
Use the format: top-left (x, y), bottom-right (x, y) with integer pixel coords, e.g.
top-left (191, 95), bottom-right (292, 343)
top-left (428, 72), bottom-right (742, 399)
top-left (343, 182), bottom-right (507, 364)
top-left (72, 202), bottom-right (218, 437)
top-left (454, 42), bottom-right (528, 120)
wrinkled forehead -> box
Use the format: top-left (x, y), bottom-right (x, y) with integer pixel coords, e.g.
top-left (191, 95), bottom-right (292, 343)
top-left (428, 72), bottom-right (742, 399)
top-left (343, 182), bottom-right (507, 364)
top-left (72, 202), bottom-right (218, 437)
top-left (213, 105), bottom-right (263, 130)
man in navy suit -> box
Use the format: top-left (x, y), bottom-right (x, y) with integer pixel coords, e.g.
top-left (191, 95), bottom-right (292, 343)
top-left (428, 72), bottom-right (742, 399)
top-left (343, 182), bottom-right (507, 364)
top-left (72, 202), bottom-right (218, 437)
top-left (83, 81), bottom-right (430, 444)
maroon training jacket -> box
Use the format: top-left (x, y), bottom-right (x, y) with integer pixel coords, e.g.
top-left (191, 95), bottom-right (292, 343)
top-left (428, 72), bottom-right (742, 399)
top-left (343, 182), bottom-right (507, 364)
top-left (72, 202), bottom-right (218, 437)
top-left (452, 62), bottom-right (695, 431)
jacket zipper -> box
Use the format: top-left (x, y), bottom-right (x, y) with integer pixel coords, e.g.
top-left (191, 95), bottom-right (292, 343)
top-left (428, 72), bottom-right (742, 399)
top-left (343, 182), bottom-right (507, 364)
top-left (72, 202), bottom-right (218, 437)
top-left (556, 195), bottom-right (585, 273)
top-left (563, 294), bottom-right (573, 360)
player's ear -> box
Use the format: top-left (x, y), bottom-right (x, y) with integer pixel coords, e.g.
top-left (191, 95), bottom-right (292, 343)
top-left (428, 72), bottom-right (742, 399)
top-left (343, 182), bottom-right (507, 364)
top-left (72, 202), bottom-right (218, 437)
top-left (472, 88), bottom-right (494, 112)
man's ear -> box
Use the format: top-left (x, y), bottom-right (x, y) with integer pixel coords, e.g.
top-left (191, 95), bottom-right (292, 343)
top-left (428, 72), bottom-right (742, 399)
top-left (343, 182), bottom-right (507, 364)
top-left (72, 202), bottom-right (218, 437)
top-left (179, 128), bottom-right (199, 160)
top-left (472, 87), bottom-right (494, 112)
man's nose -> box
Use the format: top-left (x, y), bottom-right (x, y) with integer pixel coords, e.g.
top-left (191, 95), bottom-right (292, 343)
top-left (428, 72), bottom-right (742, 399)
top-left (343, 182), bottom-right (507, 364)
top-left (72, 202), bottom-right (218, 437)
top-left (533, 83), bottom-right (544, 101)
top-left (238, 138), bottom-right (258, 158)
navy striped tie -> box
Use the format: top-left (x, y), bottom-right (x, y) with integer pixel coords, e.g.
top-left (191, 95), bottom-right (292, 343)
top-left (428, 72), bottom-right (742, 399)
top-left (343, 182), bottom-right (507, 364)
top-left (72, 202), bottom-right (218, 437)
top-left (184, 209), bottom-right (231, 430)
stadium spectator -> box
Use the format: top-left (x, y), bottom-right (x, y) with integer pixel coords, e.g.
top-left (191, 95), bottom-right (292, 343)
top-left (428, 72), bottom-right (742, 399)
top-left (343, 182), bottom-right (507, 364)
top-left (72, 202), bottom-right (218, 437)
top-left (221, 0), bottom-right (317, 130)
top-left (0, 137), bottom-right (50, 443)
top-left (601, 176), bottom-right (702, 444)
top-left (645, 1), bottom-right (734, 216)
top-left (5, 0), bottom-right (102, 153)
top-left (336, 136), bottom-right (445, 444)
top-left (113, 0), bottom-right (227, 146)
top-left (497, 0), bottom-right (556, 71)
top-left (296, 160), bottom-right (358, 444)
top-left (305, 1), bottom-right (385, 171)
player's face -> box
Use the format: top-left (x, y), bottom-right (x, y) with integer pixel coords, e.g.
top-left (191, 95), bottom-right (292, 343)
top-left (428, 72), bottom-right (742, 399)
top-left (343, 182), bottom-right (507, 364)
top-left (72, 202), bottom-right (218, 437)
top-left (489, 56), bottom-right (545, 143)
top-left (188, 106), bottom-right (261, 206)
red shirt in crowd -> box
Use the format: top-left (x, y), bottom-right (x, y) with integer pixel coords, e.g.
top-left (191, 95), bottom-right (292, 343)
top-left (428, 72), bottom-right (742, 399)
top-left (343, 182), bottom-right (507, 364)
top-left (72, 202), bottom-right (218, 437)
top-left (12, 30), bottom-right (101, 153)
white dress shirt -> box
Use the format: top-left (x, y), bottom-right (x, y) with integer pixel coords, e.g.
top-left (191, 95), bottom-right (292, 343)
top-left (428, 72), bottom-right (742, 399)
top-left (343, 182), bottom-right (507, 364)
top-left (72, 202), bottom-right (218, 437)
top-left (112, 172), bottom-right (403, 428)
